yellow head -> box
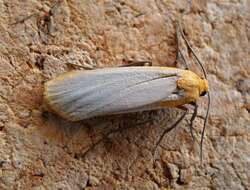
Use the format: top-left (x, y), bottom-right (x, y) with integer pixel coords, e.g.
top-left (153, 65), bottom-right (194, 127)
top-left (177, 70), bottom-right (209, 102)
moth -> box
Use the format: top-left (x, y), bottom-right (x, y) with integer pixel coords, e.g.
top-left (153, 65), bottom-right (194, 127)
top-left (43, 22), bottom-right (210, 161)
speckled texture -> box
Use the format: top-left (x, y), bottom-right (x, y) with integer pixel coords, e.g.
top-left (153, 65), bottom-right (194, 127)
top-left (0, 0), bottom-right (249, 189)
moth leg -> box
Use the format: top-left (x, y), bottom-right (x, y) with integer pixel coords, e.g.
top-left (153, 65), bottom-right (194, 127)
top-left (152, 106), bottom-right (188, 163)
top-left (117, 59), bottom-right (152, 67)
top-left (189, 102), bottom-right (198, 142)
top-left (175, 22), bottom-right (189, 70)
top-left (67, 59), bottom-right (152, 70)
top-left (66, 61), bottom-right (97, 70)
top-left (82, 118), bottom-right (153, 158)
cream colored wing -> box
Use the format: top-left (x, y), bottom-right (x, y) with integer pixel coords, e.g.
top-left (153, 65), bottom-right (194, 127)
top-left (44, 67), bottom-right (183, 121)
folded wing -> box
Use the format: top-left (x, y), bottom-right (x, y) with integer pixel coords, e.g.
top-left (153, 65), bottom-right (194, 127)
top-left (44, 67), bottom-right (181, 121)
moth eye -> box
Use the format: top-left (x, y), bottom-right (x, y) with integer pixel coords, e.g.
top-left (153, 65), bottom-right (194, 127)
top-left (200, 91), bottom-right (207, 96)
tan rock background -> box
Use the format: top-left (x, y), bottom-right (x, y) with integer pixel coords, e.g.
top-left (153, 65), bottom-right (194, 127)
top-left (0, 0), bottom-right (249, 189)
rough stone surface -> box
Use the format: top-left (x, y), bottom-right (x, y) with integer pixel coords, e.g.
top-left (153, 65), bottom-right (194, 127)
top-left (0, 0), bottom-right (249, 189)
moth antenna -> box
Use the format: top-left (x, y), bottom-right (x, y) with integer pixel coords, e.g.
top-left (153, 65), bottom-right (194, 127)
top-left (177, 20), bottom-right (211, 164)
top-left (178, 48), bottom-right (189, 70)
top-left (176, 22), bottom-right (189, 70)
top-left (177, 21), bottom-right (207, 79)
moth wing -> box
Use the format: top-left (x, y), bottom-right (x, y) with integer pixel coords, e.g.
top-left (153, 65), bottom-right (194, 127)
top-left (44, 67), bottom-right (181, 121)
